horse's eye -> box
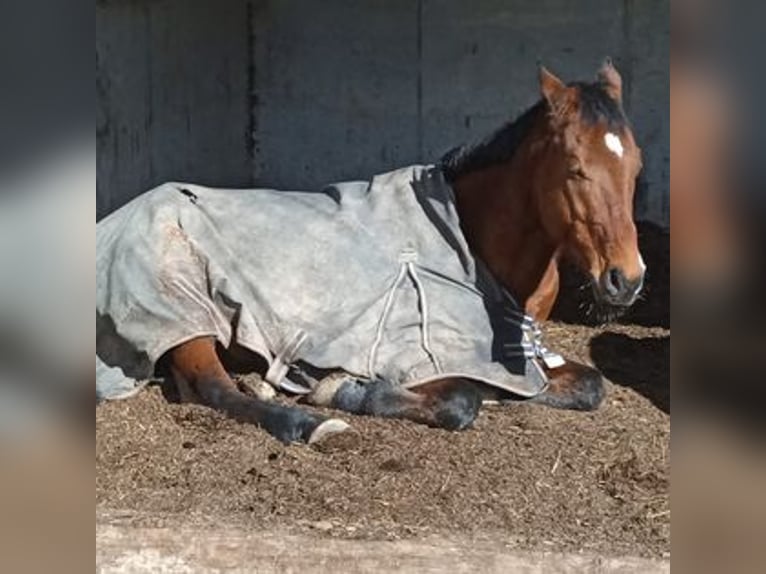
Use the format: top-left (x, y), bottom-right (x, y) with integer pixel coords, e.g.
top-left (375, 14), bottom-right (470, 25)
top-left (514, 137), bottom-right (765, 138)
top-left (569, 166), bottom-right (589, 180)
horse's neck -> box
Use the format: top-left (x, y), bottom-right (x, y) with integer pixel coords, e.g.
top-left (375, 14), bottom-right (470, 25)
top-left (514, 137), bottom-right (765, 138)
top-left (452, 144), bottom-right (560, 319)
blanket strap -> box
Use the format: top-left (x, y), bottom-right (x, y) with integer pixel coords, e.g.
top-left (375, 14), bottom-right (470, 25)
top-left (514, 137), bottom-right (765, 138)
top-left (499, 289), bottom-right (564, 371)
top-left (265, 329), bottom-right (310, 393)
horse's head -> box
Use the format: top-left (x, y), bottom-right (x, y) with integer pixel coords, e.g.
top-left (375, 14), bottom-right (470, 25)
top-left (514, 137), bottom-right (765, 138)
top-left (534, 60), bottom-right (645, 309)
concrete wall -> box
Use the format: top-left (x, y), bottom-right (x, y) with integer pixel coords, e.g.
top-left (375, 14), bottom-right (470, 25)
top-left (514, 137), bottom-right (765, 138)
top-left (97, 0), bottom-right (669, 224)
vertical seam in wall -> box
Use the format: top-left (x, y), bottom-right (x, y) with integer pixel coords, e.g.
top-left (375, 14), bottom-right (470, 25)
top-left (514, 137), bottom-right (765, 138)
top-left (662, 0), bottom-right (670, 226)
top-left (622, 0), bottom-right (647, 219)
top-left (144, 2), bottom-right (155, 189)
top-left (621, 0), bottom-right (634, 113)
top-left (96, 46), bottom-right (109, 218)
top-left (416, 0), bottom-right (424, 162)
top-left (246, 0), bottom-right (257, 186)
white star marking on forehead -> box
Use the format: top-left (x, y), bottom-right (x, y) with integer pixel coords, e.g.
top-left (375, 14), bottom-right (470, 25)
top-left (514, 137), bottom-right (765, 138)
top-left (604, 132), bottom-right (624, 158)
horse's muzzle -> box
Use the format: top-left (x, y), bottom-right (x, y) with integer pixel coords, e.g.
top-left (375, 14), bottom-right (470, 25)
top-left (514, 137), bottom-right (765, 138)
top-left (597, 267), bottom-right (644, 307)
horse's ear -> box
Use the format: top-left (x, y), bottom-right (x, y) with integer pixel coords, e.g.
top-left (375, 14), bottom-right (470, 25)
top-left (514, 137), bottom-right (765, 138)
top-left (597, 57), bottom-right (623, 102)
top-left (539, 65), bottom-right (567, 106)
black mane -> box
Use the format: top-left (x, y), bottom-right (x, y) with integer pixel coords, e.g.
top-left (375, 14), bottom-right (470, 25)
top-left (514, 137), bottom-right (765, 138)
top-left (439, 81), bottom-right (628, 183)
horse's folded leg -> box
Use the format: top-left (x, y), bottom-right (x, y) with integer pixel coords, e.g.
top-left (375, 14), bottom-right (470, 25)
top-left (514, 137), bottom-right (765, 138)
top-left (309, 376), bottom-right (482, 431)
top-left (204, 383), bottom-right (346, 443)
top-left (169, 337), bottom-right (348, 444)
top-left (529, 361), bottom-right (605, 411)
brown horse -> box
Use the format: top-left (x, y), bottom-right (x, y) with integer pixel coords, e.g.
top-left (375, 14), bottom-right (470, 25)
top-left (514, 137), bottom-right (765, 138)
top-left (167, 60), bottom-right (645, 443)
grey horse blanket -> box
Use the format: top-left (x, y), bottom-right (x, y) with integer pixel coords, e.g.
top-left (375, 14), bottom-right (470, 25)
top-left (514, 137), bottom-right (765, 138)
top-left (97, 165), bottom-right (557, 400)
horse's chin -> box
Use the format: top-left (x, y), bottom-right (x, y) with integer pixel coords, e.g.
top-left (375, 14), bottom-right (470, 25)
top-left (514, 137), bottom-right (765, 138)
top-left (588, 280), bottom-right (636, 324)
top-left (590, 300), bottom-right (632, 324)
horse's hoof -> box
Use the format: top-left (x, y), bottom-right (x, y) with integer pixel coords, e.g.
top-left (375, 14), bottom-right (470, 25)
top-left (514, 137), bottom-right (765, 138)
top-left (305, 374), bottom-right (355, 407)
top-left (239, 376), bottom-right (277, 401)
top-left (308, 418), bottom-right (350, 444)
top-left (434, 383), bottom-right (483, 431)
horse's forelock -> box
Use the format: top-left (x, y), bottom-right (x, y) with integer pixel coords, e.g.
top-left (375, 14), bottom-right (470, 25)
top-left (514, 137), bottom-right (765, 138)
top-left (571, 82), bottom-right (629, 132)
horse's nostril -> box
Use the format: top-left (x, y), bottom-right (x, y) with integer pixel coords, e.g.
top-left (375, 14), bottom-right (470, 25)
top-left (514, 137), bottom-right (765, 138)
top-left (604, 267), bottom-right (625, 296)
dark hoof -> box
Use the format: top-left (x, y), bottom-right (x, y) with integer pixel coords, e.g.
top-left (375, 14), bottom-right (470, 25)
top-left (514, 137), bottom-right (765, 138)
top-left (568, 367), bottom-right (605, 411)
top-left (433, 382), bottom-right (483, 430)
top-left (536, 366), bottom-right (605, 411)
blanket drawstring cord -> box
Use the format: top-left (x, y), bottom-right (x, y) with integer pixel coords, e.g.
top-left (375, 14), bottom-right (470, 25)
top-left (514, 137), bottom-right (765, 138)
top-left (407, 261), bottom-right (443, 373)
top-left (367, 250), bottom-right (443, 377)
top-left (367, 264), bottom-right (409, 377)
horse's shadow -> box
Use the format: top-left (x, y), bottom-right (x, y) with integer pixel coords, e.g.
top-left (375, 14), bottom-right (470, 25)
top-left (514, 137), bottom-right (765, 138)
top-left (590, 333), bottom-right (670, 414)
